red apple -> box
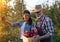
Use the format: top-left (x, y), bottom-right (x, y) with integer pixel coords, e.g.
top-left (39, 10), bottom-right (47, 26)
top-left (24, 30), bottom-right (30, 38)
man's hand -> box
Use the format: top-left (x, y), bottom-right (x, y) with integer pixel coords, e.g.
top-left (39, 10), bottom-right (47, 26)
top-left (33, 35), bottom-right (40, 42)
top-left (38, 33), bottom-right (50, 40)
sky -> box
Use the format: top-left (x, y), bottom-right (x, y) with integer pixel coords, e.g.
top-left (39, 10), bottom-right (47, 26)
top-left (8, 0), bottom-right (55, 11)
top-left (24, 0), bottom-right (45, 11)
top-left (24, 0), bottom-right (55, 11)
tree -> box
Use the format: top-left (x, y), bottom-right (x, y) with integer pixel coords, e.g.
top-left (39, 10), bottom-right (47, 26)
top-left (42, 1), bottom-right (60, 42)
top-left (13, 0), bottom-right (25, 21)
top-left (0, 0), bottom-right (26, 42)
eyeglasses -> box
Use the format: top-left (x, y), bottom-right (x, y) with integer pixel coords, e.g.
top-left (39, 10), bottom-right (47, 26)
top-left (35, 11), bottom-right (40, 14)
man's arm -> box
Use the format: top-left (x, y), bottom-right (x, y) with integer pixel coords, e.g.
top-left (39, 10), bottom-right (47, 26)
top-left (39, 33), bottom-right (51, 40)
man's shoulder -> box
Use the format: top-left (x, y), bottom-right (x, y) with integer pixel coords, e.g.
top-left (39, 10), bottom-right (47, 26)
top-left (44, 16), bottom-right (52, 22)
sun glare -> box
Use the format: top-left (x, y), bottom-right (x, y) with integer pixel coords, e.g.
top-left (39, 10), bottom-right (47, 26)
top-left (0, 0), bottom-right (2, 2)
top-left (0, 0), bottom-right (3, 12)
top-left (7, 0), bottom-right (14, 7)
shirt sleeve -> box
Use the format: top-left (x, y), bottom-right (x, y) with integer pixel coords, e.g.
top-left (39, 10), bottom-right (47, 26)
top-left (47, 18), bottom-right (54, 36)
top-left (11, 20), bottom-right (23, 27)
top-left (12, 21), bottom-right (20, 27)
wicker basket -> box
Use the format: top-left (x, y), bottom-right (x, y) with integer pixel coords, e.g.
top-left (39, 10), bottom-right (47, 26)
top-left (21, 36), bottom-right (40, 42)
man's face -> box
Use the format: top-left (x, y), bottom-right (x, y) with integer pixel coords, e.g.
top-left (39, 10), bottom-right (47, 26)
top-left (35, 9), bottom-right (42, 17)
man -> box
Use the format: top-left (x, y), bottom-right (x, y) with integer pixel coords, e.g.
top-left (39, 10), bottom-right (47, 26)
top-left (33, 5), bottom-right (54, 42)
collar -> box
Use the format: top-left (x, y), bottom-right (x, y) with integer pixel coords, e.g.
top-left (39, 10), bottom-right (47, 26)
top-left (36, 15), bottom-right (46, 22)
top-left (36, 13), bottom-right (44, 21)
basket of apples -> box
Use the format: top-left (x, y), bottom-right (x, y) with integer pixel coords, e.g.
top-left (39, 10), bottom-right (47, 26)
top-left (22, 28), bottom-right (38, 42)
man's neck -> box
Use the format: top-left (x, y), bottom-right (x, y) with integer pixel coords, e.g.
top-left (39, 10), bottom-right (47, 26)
top-left (37, 13), bottom-right (43, 19)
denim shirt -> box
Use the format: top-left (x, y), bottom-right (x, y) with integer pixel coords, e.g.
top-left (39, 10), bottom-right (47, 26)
top-left (12, 20), bottom-right (34, 36)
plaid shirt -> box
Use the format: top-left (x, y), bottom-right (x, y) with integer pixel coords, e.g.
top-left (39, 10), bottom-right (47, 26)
top-left (35, 15), bottom-right (54, 36)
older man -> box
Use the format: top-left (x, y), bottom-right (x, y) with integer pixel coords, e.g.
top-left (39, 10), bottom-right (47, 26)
top-left (34, 5), bottom-right (54, 42)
